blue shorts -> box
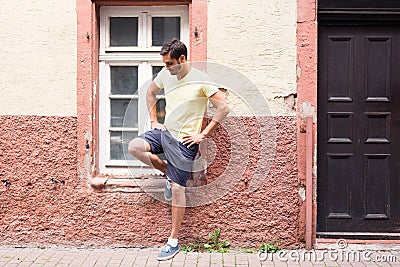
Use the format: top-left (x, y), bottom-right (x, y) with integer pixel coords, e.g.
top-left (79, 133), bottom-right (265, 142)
top-left (138, 129), bottom-right (199, 187)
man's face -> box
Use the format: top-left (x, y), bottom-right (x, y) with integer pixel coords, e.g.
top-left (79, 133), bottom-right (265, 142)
top-left (162, 53), bottom-right (185, 75)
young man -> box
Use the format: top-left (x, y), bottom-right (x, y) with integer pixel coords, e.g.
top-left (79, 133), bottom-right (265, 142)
top-left (128, 38), bottom-right (229, 261)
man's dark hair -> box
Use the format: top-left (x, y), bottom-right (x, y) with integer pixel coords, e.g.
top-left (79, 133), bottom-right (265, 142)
top-left (160, 38), bottom-right (188, 60)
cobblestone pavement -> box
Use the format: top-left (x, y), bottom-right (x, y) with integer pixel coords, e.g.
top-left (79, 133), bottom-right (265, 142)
top-left (0, 247), bottom-right (400, 267)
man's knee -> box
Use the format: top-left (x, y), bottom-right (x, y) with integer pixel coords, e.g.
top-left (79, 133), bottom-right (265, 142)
top-left (171, 183), bottom-right (185, 196)
top-left (171, 182), bottom-right (186, 206)
top-left (128, 138), bottom-right (147, 156)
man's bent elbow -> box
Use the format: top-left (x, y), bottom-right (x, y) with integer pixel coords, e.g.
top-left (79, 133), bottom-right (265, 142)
top-left (222, 104), bottom-right (230, 119)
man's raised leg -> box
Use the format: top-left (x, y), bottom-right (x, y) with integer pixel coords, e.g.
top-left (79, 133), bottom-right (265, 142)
top-left (128, 138), bottom-right (167, 173)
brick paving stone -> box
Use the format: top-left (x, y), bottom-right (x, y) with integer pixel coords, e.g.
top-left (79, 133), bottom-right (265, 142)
top-left (0, 248), bottom-right (9, 259)
top-left (6, 259), bottom-right (25, 266)
top-left (158, 260), bottom-right (172, 266)
top-left (274, 262), bottom-right (288, 267)
top-left (210, 253), bottom-right (223, 267)
top-left (120, 256), bottom-right (135, 267)
top-left (172, 252), bottom-right (186, 262)
top-left (147, 257), bottom-right (161, 266)
top-left (324, 259), bottom-right (340, 266)
top-left (235, 254), bottom-right (249, 260)
top-left (94, 260), bottom-right (108, 267)
top-left (69, 252), bottom-right (90, 266)
top-left (222, 253), bottom-right (236, 265)
top-left (136, 252), bottom-right (152, 260)
top-left (197, 253), bottom-right (210, 266)
top-left (132, 259), bottom-right (148, 267)
top-left (198, 252), bottom-right (211, 258)
top-left (108, 259), bottom-right (123, 265)
top-left (171, 262), bottom-right (186, 267)
top-left (23, 249), bottom-right (46, 264)
top-left (222, 259), bottom-right (236, 264)
top-left (95, 262), bottom-right (111, 267)
top-left (374, 262), bottom-right (393, 267)
top-left (96, 256), bottom-right (110, 266)
top-left (40, 262), bottom-right (59, 267)
top-left (248, 261), bottom-right (262, 267)
top-left (11, 248), bottom-right (31, 262)
top-left (183, 253), bottom-right (198, 262)
top-left (337, 261), bottom-right (354, 267)
top-left (298, 261), bottom-right (314, 267)
top-left (83, 255), bottom-right (103, 267)
top-left (33, 249), bottom-right (55, 264)
top-left (210, 253), bottom-right (223, 259)
top-left (287, 262), bottom-right (302, 267)
top-left (260, 262), bottom-right (274, 267)
top-left (0, 249), bottom-right (18, 265)
top-left (17, 262), bottom-right (33, 267)
top-left (125, 249), bottom-right (141, 256)
top-left (183, 261), bottom-right (197, 266)
top-left (362, 263), bottom-right (379, 267)
top-left (109, 251), bottom-right (126, 260)
top-left (264, 260), bottom-right (277, 266)
top-left (32, 251), bottom-right (49, 263)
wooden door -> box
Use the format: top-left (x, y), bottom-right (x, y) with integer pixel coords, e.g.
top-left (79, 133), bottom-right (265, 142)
top-left (317, 25), bottom-right (400, 237)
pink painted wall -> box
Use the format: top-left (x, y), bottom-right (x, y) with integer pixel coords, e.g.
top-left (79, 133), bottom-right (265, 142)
top-left (189, 0), bottom-right (207, 61)
top-left (0, 116), bottom-right (299, 248)
top-left (296, 0), bottom-right (318, 245)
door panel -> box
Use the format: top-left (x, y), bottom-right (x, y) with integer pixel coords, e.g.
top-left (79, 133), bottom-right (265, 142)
top-left (317, 25), bottom-right (400, 236)
top-left (319, 0), bottom-right (399, 10)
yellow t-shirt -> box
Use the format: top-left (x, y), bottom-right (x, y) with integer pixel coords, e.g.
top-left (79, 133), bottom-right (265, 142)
top-left (153, 67), bottom-right (219, 142)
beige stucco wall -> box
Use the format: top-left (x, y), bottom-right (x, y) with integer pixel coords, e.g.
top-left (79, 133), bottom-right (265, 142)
top-left (207, 0), bottom-right (297, 116)
top-left (0, 1), bottom-right (77, 116)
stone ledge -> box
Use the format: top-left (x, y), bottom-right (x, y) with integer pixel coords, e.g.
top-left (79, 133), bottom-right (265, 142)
top-left (90, 173), bottom-right (206, 193)
top-left (90, 176), bottom-right (166, 193)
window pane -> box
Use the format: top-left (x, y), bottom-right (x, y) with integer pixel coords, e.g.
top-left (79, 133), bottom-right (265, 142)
top-left (153, 66), bottom-right (165, 95)
top-left (111, 99), bottom-right (138, 128)
top-left (156, 99), bottom-right (166, 124)
top-left (111, 66), bottom-right (138, 95)
top-left (110, 17), bottom-right (138, 46)
top-left (152, 17), bottom-right (180, 46)
top-left (152, 66), bottom-right (163, 79)
top-left (110, 131), bottom-right (138, 160)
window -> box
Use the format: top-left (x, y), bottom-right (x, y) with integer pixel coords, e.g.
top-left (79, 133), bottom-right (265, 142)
top-left (99, 6), bottom-right (189, 175)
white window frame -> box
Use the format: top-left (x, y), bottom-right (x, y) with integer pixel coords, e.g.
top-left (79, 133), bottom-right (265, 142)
top-left (98, 6), bottom-right (189, 175)
top-left (100, 6), bottom-right (189, 53)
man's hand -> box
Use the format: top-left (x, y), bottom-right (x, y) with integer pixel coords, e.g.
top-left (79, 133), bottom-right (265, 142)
top-left (182, 133), bottom-right (206, 147)
top-left (151, 121), bottom-right (165, 131)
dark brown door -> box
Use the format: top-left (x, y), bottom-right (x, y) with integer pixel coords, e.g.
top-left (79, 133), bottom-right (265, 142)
top-left (317, 25), bottom-right (400, 237)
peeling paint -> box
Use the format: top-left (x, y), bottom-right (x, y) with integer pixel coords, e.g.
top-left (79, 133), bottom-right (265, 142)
top-left (298, 186), bottom-right (306, 201)
top-left (274, 93), bottom-right (298, 115)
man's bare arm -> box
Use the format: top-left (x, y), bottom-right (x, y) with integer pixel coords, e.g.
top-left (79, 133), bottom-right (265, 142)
top-left (201, 91), bottom-right (230, 137)
top-left (182, 90), bottom-right (230, 147)
top-left (146, 82), bottom-right (164, 129)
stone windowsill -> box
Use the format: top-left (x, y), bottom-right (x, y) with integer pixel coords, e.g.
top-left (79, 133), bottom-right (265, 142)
top-left (90, 173), bottom-right (206, 193)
